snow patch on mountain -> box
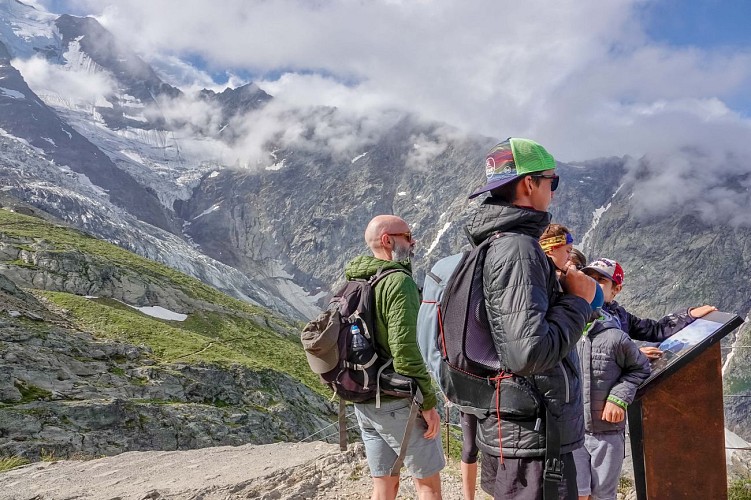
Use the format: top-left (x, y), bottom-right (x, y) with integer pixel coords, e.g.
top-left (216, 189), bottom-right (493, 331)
top-left (726, 428), bottom-right (751, 462)
top-left (263, 261), bottom-right (325, 319)
top-left (581, 202), bottom-right (611, 249)
top-left (265, 159), bottom-right (285, 171)
top-left (193, 203), bottom-right (221, 220)
top-left (0, 86), bottom-right (25, 99)
top-left (581, 183), bottom-right (624, 249)
top-left (128, 304), bottom-right (188, 321)
top-left (351, 152), bottom-right (368, 163)
top-left (62, 38), bottom-right (93, 70)
top-left (46, 99), bottom-right (215, 208)
top-left (0, 0), bottom-right (58, 60)
top-left (0, 127), bottom-right (42, 153)
top-left (426, 221), bottom-right (451, 256)
top-left (123, 113), bottom-right (148, 123)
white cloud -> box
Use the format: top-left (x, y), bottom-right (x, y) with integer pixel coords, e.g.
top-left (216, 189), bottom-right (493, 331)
top-left (626, 141), bottom-right (751, 227)
top-left (405, 133), bottom-right (449, 171)
top-left (29, 0), bottom-right (751, 224)
top-left (55, 0), bottom-right (749, 155)
top-left (143, 54), bottom-right (220, 91)
top-left (13, 56), bottom-right (117, 108)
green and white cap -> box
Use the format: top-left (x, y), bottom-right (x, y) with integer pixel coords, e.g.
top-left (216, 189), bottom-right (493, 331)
top-left (469, 137), bottom-right (556, 199)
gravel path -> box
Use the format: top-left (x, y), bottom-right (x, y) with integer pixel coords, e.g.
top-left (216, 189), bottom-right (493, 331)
top-left (0, 441), bottom-right (469, 499)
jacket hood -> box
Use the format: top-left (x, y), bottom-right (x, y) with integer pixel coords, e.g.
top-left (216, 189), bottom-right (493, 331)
top-left (584, 310), bottom-right (622, 338)
top-left (344, 255), bottom-right (412, 281)
top-left (465, 199), bottom-right (551, 246)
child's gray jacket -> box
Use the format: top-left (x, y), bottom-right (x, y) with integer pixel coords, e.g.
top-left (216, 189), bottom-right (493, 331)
top-left (578, 312), bottom-right (651, 434)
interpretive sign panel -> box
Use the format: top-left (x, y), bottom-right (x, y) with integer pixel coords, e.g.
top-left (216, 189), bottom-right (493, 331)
top-left (634, 310), bottom-right (742, 399)
top-left (629, 310), bottom-right (743, 500)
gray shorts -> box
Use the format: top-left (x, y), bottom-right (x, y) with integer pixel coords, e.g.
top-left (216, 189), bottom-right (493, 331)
top-left (354, 398), bottom-right (445, 479)
top-left (572, 432), bottom-right (625, 499)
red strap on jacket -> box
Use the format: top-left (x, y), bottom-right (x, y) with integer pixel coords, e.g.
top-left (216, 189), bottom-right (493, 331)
top-left (491, 371), bottom-right (515, 464)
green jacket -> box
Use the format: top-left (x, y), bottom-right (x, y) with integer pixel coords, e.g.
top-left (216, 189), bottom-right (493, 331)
top-left (344, 255), bottom-right (437, 410)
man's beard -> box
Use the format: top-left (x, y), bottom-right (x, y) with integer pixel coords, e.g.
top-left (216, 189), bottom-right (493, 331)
top-left (393, 242), bottom-right (414, 263)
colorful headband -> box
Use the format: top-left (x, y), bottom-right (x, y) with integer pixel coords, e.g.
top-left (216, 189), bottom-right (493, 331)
top-left (540, 233), bottom-right (573, 253)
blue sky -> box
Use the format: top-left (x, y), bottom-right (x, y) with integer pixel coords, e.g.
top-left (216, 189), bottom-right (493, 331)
top-left (641, 0), bottom-right (751, 50)
top-left (640, 0), bottom-right (751, 115)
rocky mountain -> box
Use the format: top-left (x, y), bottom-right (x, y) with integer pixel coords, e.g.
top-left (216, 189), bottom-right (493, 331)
top-left (54, 14), bottom-right (181, 107)
top-left (0, 39), bottom-right (175, 232)
top-left (0, 208), bottom-right (334, 461)
top-left (0, 0), bottom-right (318, 319)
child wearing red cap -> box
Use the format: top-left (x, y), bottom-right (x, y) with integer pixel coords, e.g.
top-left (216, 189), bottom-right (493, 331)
top-left (581, 258), bottom-right (716, 358)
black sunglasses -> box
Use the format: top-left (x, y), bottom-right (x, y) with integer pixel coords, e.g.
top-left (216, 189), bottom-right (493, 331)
top-left (530, 173), bottom-right (559, 192)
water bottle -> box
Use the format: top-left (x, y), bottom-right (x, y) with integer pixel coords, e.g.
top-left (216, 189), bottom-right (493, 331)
top-left (350, 324), bottom-right (369, 363)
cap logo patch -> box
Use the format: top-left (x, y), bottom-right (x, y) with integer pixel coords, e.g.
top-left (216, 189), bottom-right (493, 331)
top-left (485, 149), bottom-right (515, 179)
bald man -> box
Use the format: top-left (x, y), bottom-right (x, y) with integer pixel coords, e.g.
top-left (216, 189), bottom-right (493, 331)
top-left (346, 215), bottom-right (444, 500)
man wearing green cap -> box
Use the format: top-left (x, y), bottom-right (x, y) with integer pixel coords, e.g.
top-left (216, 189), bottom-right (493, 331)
top-left (465, 138), bottom-right (596, 499)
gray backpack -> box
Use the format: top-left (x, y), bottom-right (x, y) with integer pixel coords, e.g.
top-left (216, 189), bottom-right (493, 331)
top-left (417, 234), bottom-right (503, 414)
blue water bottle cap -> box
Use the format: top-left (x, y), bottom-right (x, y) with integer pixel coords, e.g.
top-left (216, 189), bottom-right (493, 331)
top-left (590, 282), bottom-right (604, 310)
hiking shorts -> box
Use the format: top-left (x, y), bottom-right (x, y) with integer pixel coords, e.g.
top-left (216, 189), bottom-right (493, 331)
top-left (572, 432), bottom-right (625, 500)
top-left (480, 452), bottom-right (577, 500)
top-left (354, 398), bottom-right (445, 479)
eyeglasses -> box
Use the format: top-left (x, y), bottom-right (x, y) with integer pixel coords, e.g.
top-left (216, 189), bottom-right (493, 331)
top-left (387, 232), bottom-right (413, 243)
top-left (530, 173), bottom-right (559, 192)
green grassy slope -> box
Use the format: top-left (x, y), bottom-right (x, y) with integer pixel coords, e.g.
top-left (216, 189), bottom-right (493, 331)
top-left (0, 209), bottom-right (324, 394)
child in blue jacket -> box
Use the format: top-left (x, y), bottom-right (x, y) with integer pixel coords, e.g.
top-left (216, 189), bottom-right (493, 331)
top-left (581, 258), bottom-right (716, 359)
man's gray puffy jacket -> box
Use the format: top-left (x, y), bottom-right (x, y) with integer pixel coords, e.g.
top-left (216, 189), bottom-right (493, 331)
top-left (467, 199), bottom-right (591, 458)
top-left (578, 312), bottom-right (651, 434)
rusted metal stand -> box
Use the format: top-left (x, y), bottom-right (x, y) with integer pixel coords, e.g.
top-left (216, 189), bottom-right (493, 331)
top-left (339, 398), bottom-right (347, 451)
top-left (628, 343), bottom-right (727, 499)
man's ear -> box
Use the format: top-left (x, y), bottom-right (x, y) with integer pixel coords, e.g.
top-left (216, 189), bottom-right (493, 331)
top-left (613, 283), bottom-right (623, 297)
top-left (522, 175), bottom-right (534, 195)
top-left (515, 175), bottom-right (533, 198)
top-left (380, 233), bottom-right (392, 249)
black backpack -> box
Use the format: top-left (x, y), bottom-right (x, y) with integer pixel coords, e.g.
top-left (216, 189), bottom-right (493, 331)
top-left (302, 268), bottom-right (423, 476)
top-left (302, 268), bottom-right (420, 405)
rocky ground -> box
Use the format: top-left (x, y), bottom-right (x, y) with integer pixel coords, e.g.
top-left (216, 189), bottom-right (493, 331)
top-left (0, 441), bottom-right (468, 500)
top-left (0, 438), bottom-right (655, 500)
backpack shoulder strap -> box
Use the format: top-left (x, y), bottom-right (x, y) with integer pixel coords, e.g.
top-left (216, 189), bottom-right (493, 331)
top-left (370, 267), bottom-right (410, 286)
top-left (478, 231), bottom-right (504, 249)
top-left (464, 228), bottom-right (506, 248)
top-left (543, 405), bottom-right (566, 499)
